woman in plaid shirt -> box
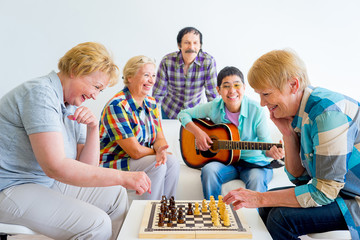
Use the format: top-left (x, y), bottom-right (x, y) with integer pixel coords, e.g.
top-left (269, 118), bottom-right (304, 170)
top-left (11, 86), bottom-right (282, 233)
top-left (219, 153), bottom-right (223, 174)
top-left (224, 49), bottom-right (360, 239)
top-left (99, 55), bottom-right (180, 201)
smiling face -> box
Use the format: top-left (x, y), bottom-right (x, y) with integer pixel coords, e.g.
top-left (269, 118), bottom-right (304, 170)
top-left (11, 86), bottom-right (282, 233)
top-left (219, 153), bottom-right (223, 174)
top-left (178, 32), bottom-right (201, 63)
top-left (64, 70), bottom-right (109, 106)
top-left (254, 79), bottom-right (301, 118)
top-left (217, 75), bottom-right (245, 113)
top-left (127, 63), bottom-right (156, 102)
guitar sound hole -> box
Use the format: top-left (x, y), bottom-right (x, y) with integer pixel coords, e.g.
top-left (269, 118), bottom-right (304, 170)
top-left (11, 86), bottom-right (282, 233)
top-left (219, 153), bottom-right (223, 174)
top-left (200, 149), bottom-right (217, 158)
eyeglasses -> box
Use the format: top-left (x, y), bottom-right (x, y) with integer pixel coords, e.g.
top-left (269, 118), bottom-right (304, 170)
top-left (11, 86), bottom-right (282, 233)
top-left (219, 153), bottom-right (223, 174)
top-left (220, 83), bottom-right (243, 90)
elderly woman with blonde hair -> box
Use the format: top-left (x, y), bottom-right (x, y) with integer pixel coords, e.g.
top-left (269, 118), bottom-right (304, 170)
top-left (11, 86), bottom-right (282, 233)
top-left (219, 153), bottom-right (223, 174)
top-left (0, 42), bottom-right (152, 240)
top-left (99, 55), bottom-right (180, 201)
top-left (224, 49), bottom-right (360, 239)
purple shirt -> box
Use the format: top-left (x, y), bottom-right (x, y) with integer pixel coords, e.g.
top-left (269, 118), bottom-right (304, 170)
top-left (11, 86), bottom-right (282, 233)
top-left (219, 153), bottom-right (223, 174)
top-left (152, 50), bottom-right (218, 119)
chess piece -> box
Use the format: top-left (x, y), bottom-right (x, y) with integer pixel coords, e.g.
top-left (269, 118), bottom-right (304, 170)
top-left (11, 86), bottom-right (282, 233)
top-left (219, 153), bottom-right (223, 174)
top-left (201, 199), bottom-right (208, 212)
top-left (166, 213), bottom-right (173, 227)
top-left (213, 214), bottom-right (221, 227)
top-left (217, 195), bottom-right (223, 208)
top-left (160, 204), bottom-right (165, 213)
top-left (187, 202), bottom-right (193, 215)
top-left (167, 219), bottom-right (173, 227)
top-left (158, 212), bottom-right (165, 227)
top-left (161, 195), bottom-right (167, 204)
top-left (223, 211), bottom-right (231, 227)
top-left (170, 211), bottom-right (177, 221)
top-left (210, 202), bottom-right (216, 212)
top-left (194, 202), bottom-right (201, 215)
top-left (177, 207), bottom-right (185, 224)
top-left (209, 196), bottom-right (216, 211)
top-left (211, 209), bottom-right (217, 221)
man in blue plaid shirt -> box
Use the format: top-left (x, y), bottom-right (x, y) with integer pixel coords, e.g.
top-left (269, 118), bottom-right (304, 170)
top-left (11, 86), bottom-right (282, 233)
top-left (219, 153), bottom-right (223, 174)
top-left (152, 27), bottom-right (218, 119)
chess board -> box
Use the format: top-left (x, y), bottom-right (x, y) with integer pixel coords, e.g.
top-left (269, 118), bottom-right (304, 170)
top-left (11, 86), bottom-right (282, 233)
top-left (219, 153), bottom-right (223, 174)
top-left (139, 200), bottom-right (252, 239)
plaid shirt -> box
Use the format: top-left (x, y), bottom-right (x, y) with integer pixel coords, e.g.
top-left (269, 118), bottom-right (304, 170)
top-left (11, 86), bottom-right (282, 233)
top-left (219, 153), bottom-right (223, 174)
top-left (99, 87), bottom-right (162, 170)
top-left (287, 86), bottom-right (360, 239)
top-left (152, 50), bottom-right (218, 119)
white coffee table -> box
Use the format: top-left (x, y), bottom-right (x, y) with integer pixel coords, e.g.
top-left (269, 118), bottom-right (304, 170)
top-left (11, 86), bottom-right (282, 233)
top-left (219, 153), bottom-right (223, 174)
top-left (118, 200), bottom-right (271, 240)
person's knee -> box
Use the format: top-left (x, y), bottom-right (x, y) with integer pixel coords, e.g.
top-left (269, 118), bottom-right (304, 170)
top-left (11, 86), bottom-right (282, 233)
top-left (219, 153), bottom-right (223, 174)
top-left (265, 207), bottom-right (290, 231)
top-left (201, 165), bottom-right (216, 181)
top-left (75, 211), bottom-right (112, 240)
top-left (94, 213), bottom-right (112, 239)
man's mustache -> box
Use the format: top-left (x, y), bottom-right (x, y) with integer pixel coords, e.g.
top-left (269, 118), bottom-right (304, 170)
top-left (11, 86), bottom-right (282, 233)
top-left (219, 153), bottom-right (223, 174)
top-left (185, 49), bottom-right (197, 54)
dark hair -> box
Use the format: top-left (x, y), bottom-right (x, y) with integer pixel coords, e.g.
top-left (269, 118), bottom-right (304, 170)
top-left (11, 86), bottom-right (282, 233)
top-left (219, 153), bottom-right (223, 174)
top-left (217, 66), bottom-right (244, 87)
top-left (177, 27), bottom-right (203, 46)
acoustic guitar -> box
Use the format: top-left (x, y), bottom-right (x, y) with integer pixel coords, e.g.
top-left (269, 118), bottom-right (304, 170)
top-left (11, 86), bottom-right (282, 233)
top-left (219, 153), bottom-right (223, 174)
top-left (179, 118), bottom-right (283, 169)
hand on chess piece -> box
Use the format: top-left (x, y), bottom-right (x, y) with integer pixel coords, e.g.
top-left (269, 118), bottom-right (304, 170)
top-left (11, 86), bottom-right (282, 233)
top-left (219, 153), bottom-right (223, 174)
top-left (223, 187), bottom-right (263, 210)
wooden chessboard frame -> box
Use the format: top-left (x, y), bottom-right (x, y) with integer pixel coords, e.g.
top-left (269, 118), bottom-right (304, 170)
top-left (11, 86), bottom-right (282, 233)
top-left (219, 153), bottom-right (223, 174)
top-left (139, 200), bottom-right (252, 239)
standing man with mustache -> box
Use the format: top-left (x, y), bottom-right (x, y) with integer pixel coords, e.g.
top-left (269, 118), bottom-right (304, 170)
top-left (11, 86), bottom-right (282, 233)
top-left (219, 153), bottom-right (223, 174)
top-left (152, 27), bottom-right (218, 119)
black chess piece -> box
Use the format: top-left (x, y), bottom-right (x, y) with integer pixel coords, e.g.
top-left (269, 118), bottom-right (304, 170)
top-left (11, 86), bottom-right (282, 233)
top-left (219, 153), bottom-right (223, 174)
top-left (161, 195), bottom-right (167, 204)
top-left (177, 207), bottom-right (185, 224)
top-left (158, 212), bottom-right (165, 227)
top-left (160, 204), bottom-right (165, 213)
top-left (187, 202), bottom-right (193, 215)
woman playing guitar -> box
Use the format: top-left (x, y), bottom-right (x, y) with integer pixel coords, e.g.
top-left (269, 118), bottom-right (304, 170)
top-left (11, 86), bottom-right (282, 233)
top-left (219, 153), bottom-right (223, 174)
top-left (178, 66), bottom-right (285, 200)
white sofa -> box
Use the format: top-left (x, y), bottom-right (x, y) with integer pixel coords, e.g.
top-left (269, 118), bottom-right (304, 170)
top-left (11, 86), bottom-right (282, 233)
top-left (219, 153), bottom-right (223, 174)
top-left (161, 119), bottom-right (293, 200)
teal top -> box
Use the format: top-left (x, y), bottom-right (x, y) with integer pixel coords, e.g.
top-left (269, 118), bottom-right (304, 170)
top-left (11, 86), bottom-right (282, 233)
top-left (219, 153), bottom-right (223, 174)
top-left (178, 96), bottom-right (273, 166)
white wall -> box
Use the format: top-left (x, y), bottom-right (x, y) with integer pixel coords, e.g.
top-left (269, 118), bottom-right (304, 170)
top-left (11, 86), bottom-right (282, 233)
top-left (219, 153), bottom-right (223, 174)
top-left (1, 0), bottom-right (359, 118)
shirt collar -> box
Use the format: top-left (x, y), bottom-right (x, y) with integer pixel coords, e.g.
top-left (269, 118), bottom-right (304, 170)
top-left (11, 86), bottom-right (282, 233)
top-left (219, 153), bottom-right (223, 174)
top-left (239, 96), bottom-right (249, 118)
top-left (292, 86), bottom-right (314, 131)
top-left (176, 50), bottom-right (203, 68)
top-left (48, 71), bottom-right (67, 113)
top-left (121, 87), bottom-right (157, 113)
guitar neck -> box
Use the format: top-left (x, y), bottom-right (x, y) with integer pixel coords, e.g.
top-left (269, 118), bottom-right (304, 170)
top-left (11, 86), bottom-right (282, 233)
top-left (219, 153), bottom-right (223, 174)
top-left (216, 140), bottom-right (282, 151)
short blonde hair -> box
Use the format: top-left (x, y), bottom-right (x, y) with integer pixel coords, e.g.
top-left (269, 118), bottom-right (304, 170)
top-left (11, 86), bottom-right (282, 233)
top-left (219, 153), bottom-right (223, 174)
top-left (58, 42), bottom-right (119, 87)
top-left (123, 55), bottom-right (156, 85)
top-left (248, 49), bottom-right (310, 91)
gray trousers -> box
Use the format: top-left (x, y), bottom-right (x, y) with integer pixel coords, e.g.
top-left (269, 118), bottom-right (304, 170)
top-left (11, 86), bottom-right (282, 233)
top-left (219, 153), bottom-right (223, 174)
top-left (128, 154), bottom-right (180, 201)
top-left (0, 181), bottom-right (128, 240)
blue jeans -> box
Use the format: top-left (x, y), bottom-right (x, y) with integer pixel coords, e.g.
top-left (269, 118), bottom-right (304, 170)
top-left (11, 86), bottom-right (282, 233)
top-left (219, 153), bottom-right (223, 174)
top-left (200, 161), bottom-right (273, 200)
top-left (259, 187), bottom-right (348, 240)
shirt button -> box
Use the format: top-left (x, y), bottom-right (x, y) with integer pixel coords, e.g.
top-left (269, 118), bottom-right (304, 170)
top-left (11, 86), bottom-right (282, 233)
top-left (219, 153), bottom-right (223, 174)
top-left (309, 153), bottom-right (313, 157)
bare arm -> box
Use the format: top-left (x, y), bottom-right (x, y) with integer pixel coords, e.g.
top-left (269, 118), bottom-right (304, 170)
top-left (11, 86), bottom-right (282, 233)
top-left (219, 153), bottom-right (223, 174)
top-left (152, 130), bottom-right (169, 167)
top-left (116, 137), bottom-right (155, 160)
top-left (69, 106), bottom-right (100, 166)
top-left (223, 187), bottom-right (301, 210)
top-left (116, 130), bottom-right (170, 167)
top-left (29, 131), bottom-right (151, 195)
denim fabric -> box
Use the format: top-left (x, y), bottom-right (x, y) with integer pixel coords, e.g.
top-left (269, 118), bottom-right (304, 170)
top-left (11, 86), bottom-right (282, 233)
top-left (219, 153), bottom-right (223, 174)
top-left (259, 187), bottom-right (348, 240)
top-left (200, 161), bottom-right (273, 200)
